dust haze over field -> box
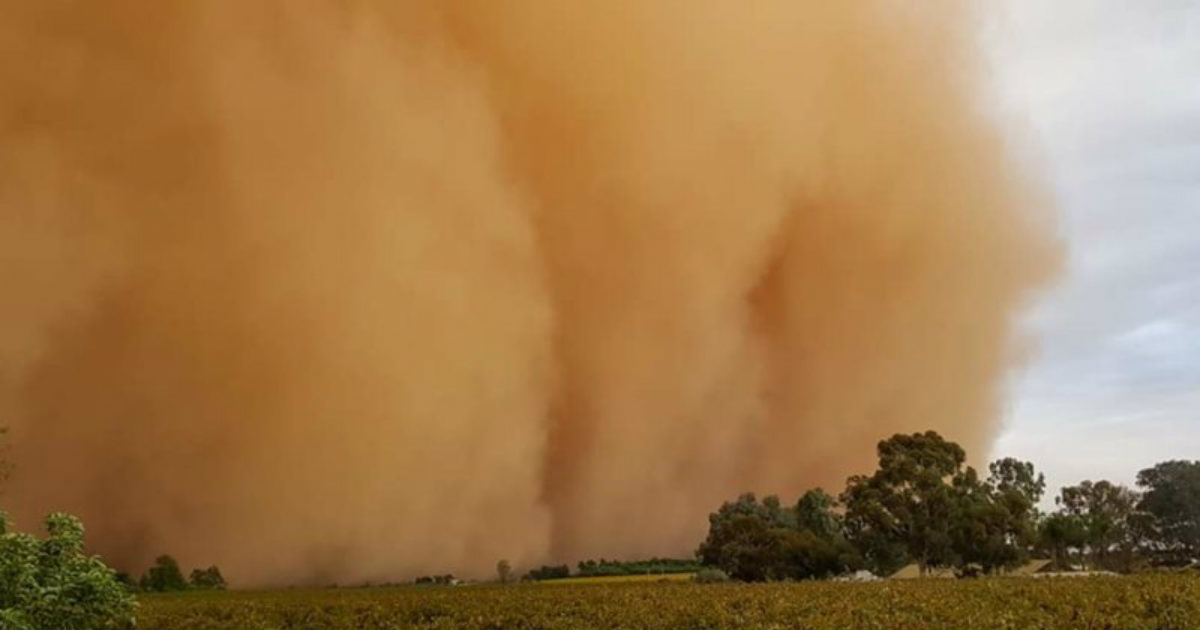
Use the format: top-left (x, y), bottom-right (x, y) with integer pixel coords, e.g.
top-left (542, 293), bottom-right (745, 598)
top-left (0, 2), bottom-right (1057, 585)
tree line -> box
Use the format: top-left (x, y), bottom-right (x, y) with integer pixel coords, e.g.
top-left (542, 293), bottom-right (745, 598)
top-left (697, 431), bottom-right (1200, 581)
top-left (121, 554), bottom-right (227, 592)
top-left (519, 557), bottom-right (700, 581)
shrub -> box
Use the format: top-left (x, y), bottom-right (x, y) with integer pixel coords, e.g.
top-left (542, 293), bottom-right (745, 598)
top-left (0, 511), bottom-right (136, 630)
top-left (693, 568), bottom-right (730, 583)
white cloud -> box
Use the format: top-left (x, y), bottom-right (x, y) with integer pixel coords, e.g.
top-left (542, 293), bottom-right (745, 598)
top-left (984, 1), bottom-right (1200, 495)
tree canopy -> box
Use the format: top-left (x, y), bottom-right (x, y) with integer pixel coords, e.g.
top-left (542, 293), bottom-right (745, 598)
top-left (703, 432), bottom-right (1050, 580)
top-left (841, 431), bottom-right (971, 574)
top-left (0, 511), bottom-right (136, 630)
top-left (188, 566), bottom-right (227, 590)
top-left (1137, 460), bottom-right (1200, 564)
top-left (697, 491), bottom-right (861, 581)
top-left (140, 555), bottom-right (188, 593)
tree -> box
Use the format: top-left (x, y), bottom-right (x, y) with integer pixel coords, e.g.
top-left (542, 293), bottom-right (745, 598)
top-left (950, 461), bottom-right (1042, 575)
top-left (1039, 512), bottom-right (1089, 569)
top-left (1056, 480), bottom-right (1142, 572)
top-left (698, 490), bottom-right (860, 581)
top-left (968, 458), bottom-right (1043, 572)
top-left (0, 511), bottom-right (136, 630)
top-left (188, 566), bottom-right (226, 590)
top-left (706, 514), bottom-right (774, 581)
top-left (796, 489), bottom-right (842, 540)
top-left (988, 457), bottom-right (1046, 507)
top-left (495, 559), bottom-right (512, 584)
top-left (1136, 460), bottom-right (1200, 565)
top-left (839, 475), bottom-right (908, 576)
top-left (697, 493), bottom-right (793, 568)
top-left (140, 555), bottom-right (187, 592)
top-left (776, 528), bottom-right (861, 580)
top-left (841, 431), bottom-right (969, 575)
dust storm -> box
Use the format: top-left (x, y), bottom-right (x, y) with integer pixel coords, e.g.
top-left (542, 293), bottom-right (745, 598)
top-left (0, 2), bottom-right (1057, 584)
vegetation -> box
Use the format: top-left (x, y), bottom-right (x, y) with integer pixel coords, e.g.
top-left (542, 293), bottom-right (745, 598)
top-left (697, 432), bottom-right (1046, 580)
top-left (137, 575), bottom-right (1200, 630)
top-left (699, 431), bottom-right (1199, 580)
top-left (696, 491), bottom-right (861, 581)
top-left (1137, 460), bottom-right (1200, 565)
top-left (4, 423), bottom-right (1200, 630)
top-left (188, 566), bottom-right (227, 591)
top-left (523, 564), bottom-right (570, 581)
top-left (495, 559), bottom-right (511, 584)
top-left (1042, 480), bottom-right (1142, 571)
top-left (521, 558), bottom-right (699, 582)
top-left (692, 568), bottom-right (730, 583)
top-left (0, 511), bottom-right (136, 630)
top-left (534, 573), bottom-right (694, 585)
top-left (140, 555), bottom-right (188, 593)
top-left (576, 557), bottom-right (699, 576)
top-left (413, 575), bottom-right (456, 586)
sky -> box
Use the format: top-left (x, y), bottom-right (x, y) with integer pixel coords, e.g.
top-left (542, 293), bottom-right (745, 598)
top-left (984, 1), bottom-right (1200, 496)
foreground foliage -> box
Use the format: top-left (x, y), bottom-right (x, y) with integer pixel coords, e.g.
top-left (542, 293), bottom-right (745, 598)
top-left (139, 574), bottom-right (1200, 630)
top-left (0, 512), bottom-right (135, 630)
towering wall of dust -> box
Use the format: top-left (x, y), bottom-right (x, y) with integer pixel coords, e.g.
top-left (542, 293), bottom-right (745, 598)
top-left (0, 2), bottom-right (1057, 584)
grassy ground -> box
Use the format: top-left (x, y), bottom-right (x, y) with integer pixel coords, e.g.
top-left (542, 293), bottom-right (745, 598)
top-left (138, 574), bottom-right (1200, 630)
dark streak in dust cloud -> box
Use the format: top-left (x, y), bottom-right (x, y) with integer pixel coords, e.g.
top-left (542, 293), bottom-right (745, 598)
top-left (0, 1), bottom-right (1058, 585)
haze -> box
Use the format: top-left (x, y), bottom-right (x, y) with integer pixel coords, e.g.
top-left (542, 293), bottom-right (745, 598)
top-left (1, 2), bottom-right (1057, 585)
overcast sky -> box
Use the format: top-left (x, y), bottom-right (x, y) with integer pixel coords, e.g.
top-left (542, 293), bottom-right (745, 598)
top-left (984, 1), bottom-right (1200, 497)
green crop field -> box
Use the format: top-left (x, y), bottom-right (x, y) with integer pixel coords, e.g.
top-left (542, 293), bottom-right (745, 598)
top-left (138, 574), bottom-right (1200, 630)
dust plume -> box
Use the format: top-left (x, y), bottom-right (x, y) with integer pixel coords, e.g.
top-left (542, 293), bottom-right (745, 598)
top-left (0, 2), bottom-right (1057, 584)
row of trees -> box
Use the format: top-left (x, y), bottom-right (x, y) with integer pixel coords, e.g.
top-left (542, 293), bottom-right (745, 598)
top-left (522, 564), bottom-right (570, 581)
top-left (413, 574), bottom-right (458, 585)
top-left (1040, 462), bottom-right (1200, 572)
top-left (515, 557), bottom-right (701, 581)
top-left (125, 555), bottom-right (226, 592)
top-left (698, 431), bottom-right (1200, 581)
top-left (576, 557), bottom-right (699, 577)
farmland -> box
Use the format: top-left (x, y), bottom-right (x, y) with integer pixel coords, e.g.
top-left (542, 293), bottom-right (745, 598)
top-left (138, 574), bottom-right (1200, 630)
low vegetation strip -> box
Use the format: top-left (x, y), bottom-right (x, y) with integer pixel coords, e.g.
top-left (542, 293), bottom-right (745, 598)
top-left (139, 575), bottom-right (1200, 630)
top-left (535, 572), bottom-right (695, 585)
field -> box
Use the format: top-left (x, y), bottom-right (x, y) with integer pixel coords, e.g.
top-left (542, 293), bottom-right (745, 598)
top-left (139, 574), bottom-right (1200, 630)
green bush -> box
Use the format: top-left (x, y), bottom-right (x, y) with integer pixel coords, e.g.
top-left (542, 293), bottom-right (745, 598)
top-left (0, 511), bottom-right (136, 630)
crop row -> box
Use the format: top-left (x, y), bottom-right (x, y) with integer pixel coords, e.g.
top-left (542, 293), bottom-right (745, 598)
top-left (138, 574), bottom-right (1200, 630)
